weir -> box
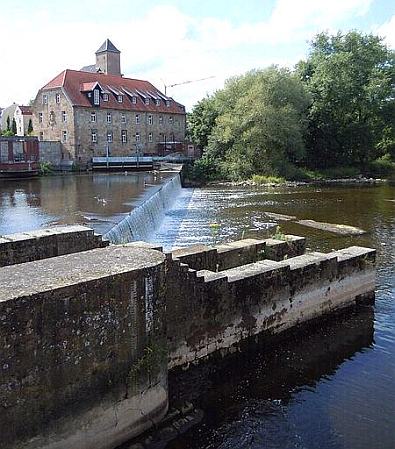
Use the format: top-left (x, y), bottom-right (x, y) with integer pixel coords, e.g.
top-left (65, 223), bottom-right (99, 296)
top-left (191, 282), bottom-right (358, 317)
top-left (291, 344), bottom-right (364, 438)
top-left (105, 174), bottom-right (183, 244)
top-left (0, 226), bottom-right (376, 449)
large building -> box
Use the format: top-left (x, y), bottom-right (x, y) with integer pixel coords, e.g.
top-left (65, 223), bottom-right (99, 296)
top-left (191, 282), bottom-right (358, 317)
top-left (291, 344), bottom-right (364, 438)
top-left (32, 39), bottom-right (186, 165)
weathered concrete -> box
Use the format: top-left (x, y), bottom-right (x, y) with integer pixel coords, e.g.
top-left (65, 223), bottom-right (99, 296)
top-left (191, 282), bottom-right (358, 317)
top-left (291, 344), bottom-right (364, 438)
top-left (0, 225), bottom-right (108, 267)
top-left (166, 242), bottom-right (375, 369)
top-left (0, 245), bottom-right (167, 449)
top-left (296, 219), bottom-right (366, 235)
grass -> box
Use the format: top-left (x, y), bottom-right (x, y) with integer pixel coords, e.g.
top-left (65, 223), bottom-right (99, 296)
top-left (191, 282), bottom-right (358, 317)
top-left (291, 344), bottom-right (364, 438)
top-left (251, 174), bottom-right (286, 184)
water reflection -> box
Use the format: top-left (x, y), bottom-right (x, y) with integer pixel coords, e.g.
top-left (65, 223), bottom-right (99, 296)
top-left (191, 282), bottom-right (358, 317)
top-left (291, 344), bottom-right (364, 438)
top-left (0, 172), bottom-right (173, 235)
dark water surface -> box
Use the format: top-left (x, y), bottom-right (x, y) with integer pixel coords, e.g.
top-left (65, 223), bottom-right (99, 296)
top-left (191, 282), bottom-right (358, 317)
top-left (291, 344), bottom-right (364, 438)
top-left (0, 177), bottom-right (394, 449)
top-left (0, 172), bottom-right (173, 236)
top-left (156, 183), bottom-right (394, 449)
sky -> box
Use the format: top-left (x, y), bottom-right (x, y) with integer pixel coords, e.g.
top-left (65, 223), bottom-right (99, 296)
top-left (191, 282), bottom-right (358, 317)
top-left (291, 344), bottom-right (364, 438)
top-left (0, 0), bottom-right (394, 111)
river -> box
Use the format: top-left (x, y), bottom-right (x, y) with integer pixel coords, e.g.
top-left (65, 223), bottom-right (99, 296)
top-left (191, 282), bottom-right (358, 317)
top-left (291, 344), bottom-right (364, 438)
top-left (0, 175), bottom-right (394, 449)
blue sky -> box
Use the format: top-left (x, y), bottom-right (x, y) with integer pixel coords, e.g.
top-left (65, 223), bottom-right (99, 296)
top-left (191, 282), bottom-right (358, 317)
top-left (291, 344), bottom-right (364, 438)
top-left (0, 0), bottom-right (394, 110)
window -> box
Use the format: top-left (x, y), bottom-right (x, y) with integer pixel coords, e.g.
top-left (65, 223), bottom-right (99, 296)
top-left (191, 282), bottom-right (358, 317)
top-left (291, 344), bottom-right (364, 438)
top-left (169, 116), bottom-right (173, 124)
top-left (121, 113), bottom-right (126, 123)
top-left (135, 132), bottom-right (140, 142)
top-left (91, 111), bottom-right (96, 123)
top-left (132, 96), bottom-right (137, 104)
top-left (56, 93), bottom-right (60, 104)
top-left (145, 98), bottom-right (150, 105)
top-left (121, 130), bottom-right (127, 143)
top-left (103, 93), bottom-right (109, 102)
top-left (166, 100), bottom-right (171, 107)
top-left (62, 131), bottom-right (67, 142)
top-left (107, 112), bottom-right (112, 123)
top-left (94, 89), bottom-right (100, 105)
top-left (39, 113), bottom-right (43, 123)
top-left (43, 95), bottom-right (48, 104)
top-left (148, 132), bottom-right (153, 143)
top-left (39, 132), bottom-right (44, 141)
top-left (135, 114), bottom-right (140, 125)
top-left (155, 99), bottom-right (160, 106)
top-left (91, 130), bottom-right (97, 143)
top-left (159, 115), bottom-right (163, 125)
top-left (148, 114), bottom-right (153, 125)
top-left (107, 131), bottom-right (113, 143)
top-left (117, 95), bottom-right (123, 103)
top-left (62, 111), bottom-right (67, 122)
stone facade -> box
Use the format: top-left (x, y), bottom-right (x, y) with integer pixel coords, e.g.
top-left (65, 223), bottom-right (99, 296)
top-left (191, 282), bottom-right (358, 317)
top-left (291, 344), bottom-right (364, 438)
top-left (32, 41), bottom-right (186, 166)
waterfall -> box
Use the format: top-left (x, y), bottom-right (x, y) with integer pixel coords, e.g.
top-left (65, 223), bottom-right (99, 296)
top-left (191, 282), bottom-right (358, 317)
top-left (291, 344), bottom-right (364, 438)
top-left (105, 174), bottom-right (182, 244)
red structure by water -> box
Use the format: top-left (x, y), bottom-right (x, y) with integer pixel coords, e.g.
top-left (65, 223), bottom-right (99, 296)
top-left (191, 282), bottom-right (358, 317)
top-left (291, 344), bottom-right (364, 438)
top-left (0, 137), bottom-right (39, 178)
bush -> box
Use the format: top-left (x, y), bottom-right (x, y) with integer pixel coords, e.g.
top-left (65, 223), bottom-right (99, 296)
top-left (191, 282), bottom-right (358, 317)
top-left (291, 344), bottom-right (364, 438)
top-left (366, 154), bottom-right (395, 177)
top-left (251, 174), bottom-right (285, 184)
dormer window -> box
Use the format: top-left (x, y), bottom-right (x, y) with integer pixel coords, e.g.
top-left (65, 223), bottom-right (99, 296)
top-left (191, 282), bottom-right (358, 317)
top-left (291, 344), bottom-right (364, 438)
top-left (117, 95), bottom-right (123, 103)
top-left (144, 98), bottom-right (150, 106)
top-left (166, 100), bottom-right (171, 107)
top-left (155, 99), bottom-right (160, 106)
top-left (132, 96), bottom-right (137, 104)
top-left (103, 93), bottom-right (109, 102)
top-left (93, 89), bottom-right (100, 105)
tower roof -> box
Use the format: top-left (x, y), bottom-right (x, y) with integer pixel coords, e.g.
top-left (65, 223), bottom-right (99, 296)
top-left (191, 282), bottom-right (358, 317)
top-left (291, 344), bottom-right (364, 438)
top-left (95, 39), bottom-right (120, 54)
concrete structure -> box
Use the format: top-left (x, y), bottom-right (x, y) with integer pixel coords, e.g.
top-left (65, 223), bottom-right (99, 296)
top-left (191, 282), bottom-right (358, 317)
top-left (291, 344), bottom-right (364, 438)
top-left (32, 40), bottom-right (186, 167)
top-left (0, 226), bottom-right (376, 449)
top-left (0, 244), bottom-right (167, 449)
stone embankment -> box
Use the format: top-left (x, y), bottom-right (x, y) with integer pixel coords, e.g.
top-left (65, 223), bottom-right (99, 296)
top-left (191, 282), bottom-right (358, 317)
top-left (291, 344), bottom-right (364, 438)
top-left (0, 227), bottom-right (376, 449)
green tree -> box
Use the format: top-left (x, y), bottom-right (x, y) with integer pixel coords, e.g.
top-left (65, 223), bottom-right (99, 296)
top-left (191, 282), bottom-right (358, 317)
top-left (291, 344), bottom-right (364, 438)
top-left (11, 118), bottom-right (17, 135)
top-left (27, 119), bottom-right (33, 135)
top-left (297, 31), bottom-right (395, 168)
top-left (6, 116), bottom-right (10, 131)
top-left (187, 95), bottom-right (219, 149)
top-left (197, 66), bottom-right (310, 179)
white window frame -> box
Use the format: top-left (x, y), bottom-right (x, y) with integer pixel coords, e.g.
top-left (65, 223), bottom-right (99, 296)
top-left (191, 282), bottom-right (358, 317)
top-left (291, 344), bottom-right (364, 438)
top-left (148, 114), bottom-right (153, 125)
top-left (159, 115), bottom-right (163, 125)
top-left (62, 130), bottom-right (67, 142)
top-left (132, 96), bottom-right (137, 104)
top-left (91, 111), bottom-right (96, 123)
top-left (55, 93), bottom-right (60, 104)
top-left (107, 131), bottom-right (113, 143)
top-left (145, 98), bottom-right (150, 105)
top-left (107, 112), bottom-right (112, 123)
top-left (121, 130), bottom-right (127, 143)
top-left (148, 132), bottom-right (153, 143)
top-left (117, 95), bottom-right (123, 103)
top-left (62, 111), bottom-right (67, 122)
top-left (39, 113), bottom-right (43, 123)
top-left (121, 113), bottom-right (126, 123)
top-left (43, 95), bottom-right (48, 104)
top-left (103, 93), bottom-right (109, 102)
top-left (135, 114), bottom-right (140, 125)
top-left (169, 116), bottom-right (173, 124)
top-left (91, 130), bottom-right (97, 143)
top-left (135, 132), bottom-right (140, 143)
top-left (94, 89), bottom-right (100, 106)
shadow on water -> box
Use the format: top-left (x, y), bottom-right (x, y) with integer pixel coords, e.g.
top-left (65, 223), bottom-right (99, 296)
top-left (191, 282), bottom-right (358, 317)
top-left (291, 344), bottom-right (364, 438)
top-left (166, 305), bottom-right (375, 449)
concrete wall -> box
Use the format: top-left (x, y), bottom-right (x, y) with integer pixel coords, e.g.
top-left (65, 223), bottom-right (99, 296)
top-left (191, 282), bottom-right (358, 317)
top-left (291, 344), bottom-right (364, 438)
top-left (39, 140), bottom-right (68, 167)
top-left (0, 244), bottom-right (167, 449)
top-left (166, 239), bottom-right (375, 369)
top-left (0, 225), bottom-right (108, 267)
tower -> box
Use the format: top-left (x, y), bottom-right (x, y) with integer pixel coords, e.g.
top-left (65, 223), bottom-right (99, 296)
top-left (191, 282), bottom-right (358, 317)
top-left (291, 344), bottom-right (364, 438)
top-left (95, 39), bottom-right (121, 76)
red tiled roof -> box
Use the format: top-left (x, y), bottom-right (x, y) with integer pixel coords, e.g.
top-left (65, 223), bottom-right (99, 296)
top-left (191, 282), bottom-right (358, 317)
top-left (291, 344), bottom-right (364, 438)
top-left (19, 106), bottom-right (32, 115)
top-left (41, 69), bottom-right (186, 115)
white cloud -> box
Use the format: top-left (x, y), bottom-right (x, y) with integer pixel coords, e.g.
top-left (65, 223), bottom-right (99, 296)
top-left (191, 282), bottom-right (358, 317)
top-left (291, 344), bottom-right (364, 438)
top-left (377, 14), bottom-right (395, 48)
top-left (0, 0), bottom-right (376, 110)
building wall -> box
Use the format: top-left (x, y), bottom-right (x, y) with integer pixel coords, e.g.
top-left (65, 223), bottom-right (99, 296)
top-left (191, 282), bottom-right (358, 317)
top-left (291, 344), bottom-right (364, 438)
top-left (0, 104), bottom-right (18, 131)
top-left (14, 107), bottom-right (32, 136)
top-left (33, 90), bottom-right (186, 165)
top-left (32, 88), bottom-right (76, 159)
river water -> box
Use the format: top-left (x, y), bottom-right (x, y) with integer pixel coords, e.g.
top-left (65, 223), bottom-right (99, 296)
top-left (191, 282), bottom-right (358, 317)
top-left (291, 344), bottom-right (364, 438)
top-left (0, 176), bottom-right (394, 449)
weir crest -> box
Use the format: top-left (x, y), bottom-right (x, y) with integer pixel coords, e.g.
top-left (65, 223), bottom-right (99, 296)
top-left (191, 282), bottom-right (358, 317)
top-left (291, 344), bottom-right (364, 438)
top-left (105, 174), bottom-right (182, 244)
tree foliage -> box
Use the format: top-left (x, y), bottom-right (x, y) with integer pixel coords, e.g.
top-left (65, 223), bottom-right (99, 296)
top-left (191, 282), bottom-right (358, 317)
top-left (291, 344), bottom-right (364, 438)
top-left (188, 66), bottom-right (310, 180)
top-left (27, 119), bottom-right (33, 135)
top-left (11, 118), bottom-right (17, 135)
top-left (297, 31), bottom-right (395, 167)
